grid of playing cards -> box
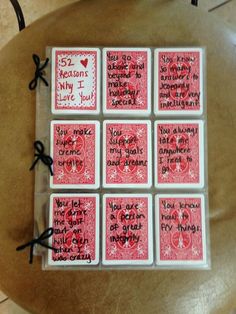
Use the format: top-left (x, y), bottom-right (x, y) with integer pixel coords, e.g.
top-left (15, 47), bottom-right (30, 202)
top-left (35, 47), bottom-right (210, 270)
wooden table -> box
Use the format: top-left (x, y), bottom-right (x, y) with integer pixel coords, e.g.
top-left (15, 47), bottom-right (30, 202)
top-left (0, 1), bottom-right (236, 313)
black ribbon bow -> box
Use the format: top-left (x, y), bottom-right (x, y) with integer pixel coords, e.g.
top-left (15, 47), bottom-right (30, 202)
top-left (29, 140), bottom-right (53, 175)
top-left (16, 228), bottom-right (57, 264)
top-left (29, 54), bottom-right (49, 90)
top-left (191, 0), bottom-right (198, 6)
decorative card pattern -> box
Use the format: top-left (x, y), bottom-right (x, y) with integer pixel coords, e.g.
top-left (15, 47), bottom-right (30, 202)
top-left (155, 194), bottom-right (206, 266)
top-left (48, 194), bottom-right (99, 265)
top-left (155, 120), bottom-right (204, 188)
top-left (103, 120), bottom-right (152, 188)
top-left (50, 121), bottom-right (100, 189)
top-left (154, 48), bottom-right (203, 115)
top-left (103, 194), bottom-right (153, 265)
top-left (103, 48), bottom-right (151, 115)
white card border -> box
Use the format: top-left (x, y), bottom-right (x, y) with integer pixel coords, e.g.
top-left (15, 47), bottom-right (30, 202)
top-left (154, 120), bottom-right (204, 189)
top-left (103, 48), bottom-right (151, 116)
top-left (154, 47), bottom-right (204, 116)
top-left (103, 120), bottom-right (152, 188)
top-left (48, 193), bottom-right (100, 266)
top-left (102, 193), bottom-right (153, 265)
top-left (51, 47), bottom-right (100, 115)
top-left (50, 120), bottom-right (100, 189)
top-left (155, 194), bottom-right (207, 266)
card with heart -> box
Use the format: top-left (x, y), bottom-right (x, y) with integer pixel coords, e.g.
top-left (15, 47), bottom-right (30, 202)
top-left (103, 120), bottom-right (152, 188)
top-left (50, 120), bottom-right (100, 189)
top-left (51, 47), bottom-right (100, 114)
top-left (154, 120), bottom-right (204, 189)
top-left (48, 193), bottom-right (99, 266)
top-left (103, 48), bottom-right (151, 116)
top-left (154, 48), bottom-right (204, 116)
top-left (155, 194), bottom-right (207, 266)
top-left (102, 194), bottom-right (153, 265)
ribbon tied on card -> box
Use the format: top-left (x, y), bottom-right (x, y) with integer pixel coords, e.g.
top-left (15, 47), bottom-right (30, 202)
top-left (29, 140), bottom-right (53, 175)
top-left (29, 54), bottom-right (49, 90)
top-left (16, 228), bottom-right (57, 264)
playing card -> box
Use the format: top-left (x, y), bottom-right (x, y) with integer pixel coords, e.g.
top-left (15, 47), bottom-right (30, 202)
top-left (48, 193), bottom-right (99, 266)
top-left (51, 47), bottom-right (100, 114)
top-left (50, 120), bottom-right (100, 189)
top-left (155, 194), bottom-right (207, 266)
top-left (154, 120), bottom-right (204, 188)
top-left (103, 120), bottom-right (152, 188)
top-left (102, 194), bottom-right (153, 265)
top-left (103, 48), bottom-right (151, 115)
top-left (154, 48), bottom-right (204, 116)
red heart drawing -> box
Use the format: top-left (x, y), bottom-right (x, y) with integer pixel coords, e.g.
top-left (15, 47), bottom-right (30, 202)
top-left (80, 58), bottom-right (88, 68)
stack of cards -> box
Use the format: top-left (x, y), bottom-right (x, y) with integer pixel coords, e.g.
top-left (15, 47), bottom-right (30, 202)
top-left (152, 48), bottom-right (207, 268)
top-left (50, 120), bottom-right (100, 189)
top-left (102, 194), bottom-right (153, 265)
top-left (48, 194), bottom-right (99, 266)
top-left (154, 120), bottom-right (204, 189)
top-left (155, 194), bottom-right (207, 266)
top-left (154, 48), bottom-right (203, 116)
top-left (38, 46), bottom-right (209, 269)
top-left (51, 47), bottom-right (100, 114)
top-left (103, 48), bottom-right (151, 115)
top-left (103, 120), bottom-right (152, 188)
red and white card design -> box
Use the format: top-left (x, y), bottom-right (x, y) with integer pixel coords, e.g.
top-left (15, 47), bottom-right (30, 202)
top-left (102, 194), bottom-right (153, 265)
top-left (103, 120), bottom-right (152, 188)
top-left (154, 120), bottom-right (204, 188)
top-left (51, 47), bottom-right (100, 114)
top-left (154, 48), bottom-right (203, 116)
top-left (155, 194), bottom-right (207, 266)
top-left (103, 48), bottom-right (151, 115)
top-left (50, 121), bottom-right (100, 189)
top-left (48, 194), bottom-right (99, 266)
